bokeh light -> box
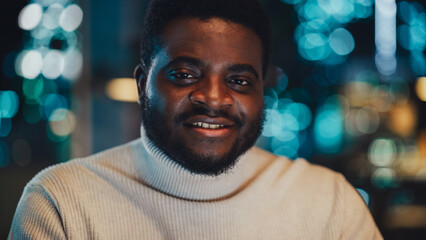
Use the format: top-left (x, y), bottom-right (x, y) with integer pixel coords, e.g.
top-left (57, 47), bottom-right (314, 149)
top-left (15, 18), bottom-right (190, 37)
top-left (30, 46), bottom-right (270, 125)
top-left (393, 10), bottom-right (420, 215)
top-left (42, 50), bottom-right (65, 79)
top-left (274, 145), bottom-right (299, 159)
top-left (285, 0), bottom-right (373, 62)
top-left (59, 4), bottom-right (83, 32)
top-left (372, 167), bottom-right (397, 188)
top-left (388, 102), bottom-right (417, 138)
top-left (356, 188), bottom-right (370, 205)
top-left (280, 103), bottom-right (312, 131)
top-left (18, 3), bottom-right (43, 31)
top-left (274, 69), bottom-right (289, 94)
top-left (16, 50), bottom-right (43, 79)
top-left (0, 118), bottom-right (12, 137)
top-left (370, 86), bottom-right (394, 112)
top-left (314, 98), bottom-right (344, 154)
top-left (369, 138), bottom-right (397, 167)
top-left (23, 77), bottom-right (44, 103)
top-left (375, 0), bottom-right (397, 75)
top-left (0, 91), bottom-right (19, 118)
top-left (263, 109), bottom-right (284, 137)
top-left (0, 141), bottom-right (11, 168)
top-left (346, 107), bottom-right (380, 135)
top-left (62, 50), bottom-right (83, 80)
top-left (106, 78), bottom-right (139, 102)
top-left (298, 33), bottom-right (331, 61)
top-left (42, 4), bottom-right (64, 30)
top-left (49, 109), bottom-right (76, 137)
top-left (415, 77), bottom-right (426, 101)
top-left (329, 28), bottom-right (355, 56)
top-left (40, 94), bottom-right (68, 120)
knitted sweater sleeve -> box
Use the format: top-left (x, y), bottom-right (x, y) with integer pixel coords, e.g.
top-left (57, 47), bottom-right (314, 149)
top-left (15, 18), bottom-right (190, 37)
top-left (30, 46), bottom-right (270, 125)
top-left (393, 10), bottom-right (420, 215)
top-left (339, 175), bottom-right (383, 240)
top-left (8, 184), bottom-right (66, 240)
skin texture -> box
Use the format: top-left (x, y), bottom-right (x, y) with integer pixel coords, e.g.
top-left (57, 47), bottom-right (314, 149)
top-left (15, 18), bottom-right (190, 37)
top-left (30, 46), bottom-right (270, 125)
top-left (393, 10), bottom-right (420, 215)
top-left (135, 17), bottom-right (265, 175)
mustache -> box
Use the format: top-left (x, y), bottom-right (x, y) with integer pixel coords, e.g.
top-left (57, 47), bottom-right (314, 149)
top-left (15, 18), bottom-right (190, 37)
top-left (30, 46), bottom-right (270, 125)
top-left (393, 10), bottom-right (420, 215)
top-left (174, 105), bottom-right (245, 126)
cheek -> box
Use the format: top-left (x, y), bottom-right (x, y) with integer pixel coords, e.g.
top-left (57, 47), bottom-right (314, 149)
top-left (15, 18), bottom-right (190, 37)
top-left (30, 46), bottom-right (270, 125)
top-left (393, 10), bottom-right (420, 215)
top-left (241, 93), bottom-right (264, 116)
top-left (150, 84), bottom-right (189, 118)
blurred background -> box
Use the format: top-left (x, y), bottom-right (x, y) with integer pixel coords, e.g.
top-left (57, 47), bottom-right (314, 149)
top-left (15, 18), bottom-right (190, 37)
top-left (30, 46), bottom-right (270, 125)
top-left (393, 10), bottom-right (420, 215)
top-left (0, 0), bottom-right (425, 238)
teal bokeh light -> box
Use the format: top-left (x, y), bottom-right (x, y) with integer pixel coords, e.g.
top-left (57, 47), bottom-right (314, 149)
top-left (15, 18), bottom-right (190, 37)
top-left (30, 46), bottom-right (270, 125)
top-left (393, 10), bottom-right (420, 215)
top-left (295, 20), bottom-right (330, 43)
top-left (0, 118), bottom-right (13, 137)
top-left (299, 2), bottom-right (330, 21)
top-left (23, 77), bottom-right (44, 103)
top-left (318, 0), bottom-right (355, 23)
top-left (329, 28), bottom-right (355, 55)
top-left (262, 109), bottom-right (284, 137)
top-left (274, 146), bottom-right (299, 160)
top-left (314, 103), bottom-right (344, 154)
top-left (280, 103), bottom-right (312, 131)
top-left (299, 33), bottom-right (331, 61)
top-left (40, 94), bottom-right (68, 120)
top-left (0, 91), bottom-right (20, 118)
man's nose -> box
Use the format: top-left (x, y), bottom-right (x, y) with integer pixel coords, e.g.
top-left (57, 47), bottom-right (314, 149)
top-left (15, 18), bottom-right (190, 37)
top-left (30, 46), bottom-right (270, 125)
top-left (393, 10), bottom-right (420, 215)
top-left (189, 76), bottom-right (234, 110)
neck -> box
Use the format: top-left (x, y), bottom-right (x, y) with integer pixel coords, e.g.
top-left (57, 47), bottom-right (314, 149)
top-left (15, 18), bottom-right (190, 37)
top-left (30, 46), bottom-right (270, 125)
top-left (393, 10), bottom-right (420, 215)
top-left (130, 125), bottom-right (260, 200)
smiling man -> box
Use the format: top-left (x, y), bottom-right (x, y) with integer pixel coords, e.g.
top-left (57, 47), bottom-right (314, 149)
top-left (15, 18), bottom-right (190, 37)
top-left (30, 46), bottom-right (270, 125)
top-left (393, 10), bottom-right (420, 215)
top-left (9, 0), bottom-right (382, 239)
top-left (137, 16), bottom-right (265, 176)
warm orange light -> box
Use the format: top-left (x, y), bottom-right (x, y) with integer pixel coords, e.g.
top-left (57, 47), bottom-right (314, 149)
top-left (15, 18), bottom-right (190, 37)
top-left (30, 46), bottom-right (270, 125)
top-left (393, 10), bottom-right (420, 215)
top-left (106, 78), bottom-right (138, 102)
top-left (387, 101), bottom-right (417, 138)
top-left (416, 77), bottom-right (426, 102)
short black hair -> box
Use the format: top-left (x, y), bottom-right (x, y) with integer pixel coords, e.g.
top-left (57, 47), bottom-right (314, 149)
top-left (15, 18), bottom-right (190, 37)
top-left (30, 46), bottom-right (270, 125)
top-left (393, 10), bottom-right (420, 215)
top-left (140, 0), bottom-right (272, 77)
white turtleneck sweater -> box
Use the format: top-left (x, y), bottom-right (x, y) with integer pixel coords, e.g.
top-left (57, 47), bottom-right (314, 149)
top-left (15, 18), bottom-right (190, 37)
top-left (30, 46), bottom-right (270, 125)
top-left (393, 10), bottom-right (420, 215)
top-left (9, 129), bottom-right (382, 239)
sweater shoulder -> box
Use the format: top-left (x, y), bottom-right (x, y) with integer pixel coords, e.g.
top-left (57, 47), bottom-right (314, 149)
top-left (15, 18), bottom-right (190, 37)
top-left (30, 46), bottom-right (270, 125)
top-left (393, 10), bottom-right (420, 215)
top-left (27, 139), bottom-right (139, 190)
top-left (255, 150), bottom-right (347, 193)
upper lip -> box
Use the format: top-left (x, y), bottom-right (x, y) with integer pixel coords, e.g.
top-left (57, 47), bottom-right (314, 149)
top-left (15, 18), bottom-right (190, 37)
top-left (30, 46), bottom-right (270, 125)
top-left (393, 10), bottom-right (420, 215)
top-left (184, 116), bottom-right (235, 127)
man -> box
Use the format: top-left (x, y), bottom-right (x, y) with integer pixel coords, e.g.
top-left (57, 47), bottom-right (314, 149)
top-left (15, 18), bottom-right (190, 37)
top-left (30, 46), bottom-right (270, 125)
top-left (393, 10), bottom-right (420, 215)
top-left (9, 0), bottom-right (382, 239)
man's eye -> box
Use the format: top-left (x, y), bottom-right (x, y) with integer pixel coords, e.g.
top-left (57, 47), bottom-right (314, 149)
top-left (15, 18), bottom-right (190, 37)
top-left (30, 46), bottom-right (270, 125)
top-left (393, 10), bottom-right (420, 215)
top-left (170, 72), bottom-right (195, 79)
top-left (229, 78), bottom-right (250, 86)
top-left (168, 71), bottom-right (199, 85)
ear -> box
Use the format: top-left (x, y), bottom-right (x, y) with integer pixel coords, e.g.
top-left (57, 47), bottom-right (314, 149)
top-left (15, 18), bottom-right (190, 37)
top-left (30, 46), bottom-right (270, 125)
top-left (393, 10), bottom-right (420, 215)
top-left (134, 64), bottom-right (147, 104)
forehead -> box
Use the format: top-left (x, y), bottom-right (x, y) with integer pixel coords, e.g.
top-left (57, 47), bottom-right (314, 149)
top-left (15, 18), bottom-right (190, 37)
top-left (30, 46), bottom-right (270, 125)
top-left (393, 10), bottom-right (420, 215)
top-left (158, 17), bottom-right (263, 72)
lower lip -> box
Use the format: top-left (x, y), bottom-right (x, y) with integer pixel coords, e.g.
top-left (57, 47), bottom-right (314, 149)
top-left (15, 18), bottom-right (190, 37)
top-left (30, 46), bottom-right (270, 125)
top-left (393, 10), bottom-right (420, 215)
top-left (190, 127), bottom-right (232, 137)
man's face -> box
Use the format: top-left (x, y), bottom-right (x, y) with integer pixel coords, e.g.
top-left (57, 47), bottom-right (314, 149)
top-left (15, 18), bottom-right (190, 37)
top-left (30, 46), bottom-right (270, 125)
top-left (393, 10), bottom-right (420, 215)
top-left (136, 17), bottom-right (265, 175)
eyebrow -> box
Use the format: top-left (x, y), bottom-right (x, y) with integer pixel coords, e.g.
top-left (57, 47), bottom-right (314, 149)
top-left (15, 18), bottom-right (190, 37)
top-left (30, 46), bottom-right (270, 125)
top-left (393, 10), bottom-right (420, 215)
top-left (164, 56), bottom-right (260, 80)
top-left (228, 64), bottom-right (259, 81)
top-left (164, 56), bottom-right (205, 69)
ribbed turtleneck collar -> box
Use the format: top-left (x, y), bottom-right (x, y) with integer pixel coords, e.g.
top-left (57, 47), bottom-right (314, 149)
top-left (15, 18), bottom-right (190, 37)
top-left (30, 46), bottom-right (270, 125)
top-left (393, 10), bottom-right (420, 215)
top-left (130, 126), bottom-right (259, 201)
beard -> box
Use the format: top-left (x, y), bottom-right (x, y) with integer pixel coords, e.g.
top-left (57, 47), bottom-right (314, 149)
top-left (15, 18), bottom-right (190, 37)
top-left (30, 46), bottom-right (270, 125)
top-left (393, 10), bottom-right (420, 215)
top-left (141, 95), bottom-right (265, 176)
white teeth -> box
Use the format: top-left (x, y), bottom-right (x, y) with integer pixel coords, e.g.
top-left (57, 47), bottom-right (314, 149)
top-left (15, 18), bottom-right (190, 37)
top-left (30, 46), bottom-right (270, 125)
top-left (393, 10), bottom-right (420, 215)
top-left (192, 122), bottom-right (225, 129)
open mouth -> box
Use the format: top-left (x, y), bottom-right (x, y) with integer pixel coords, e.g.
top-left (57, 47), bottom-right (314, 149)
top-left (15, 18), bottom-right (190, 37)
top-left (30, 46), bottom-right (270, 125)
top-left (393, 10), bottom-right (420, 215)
top-left (184, 118), bottom-right (235, 138)
top-left (191, 122), bottom-right (227, 129)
